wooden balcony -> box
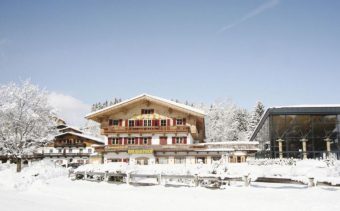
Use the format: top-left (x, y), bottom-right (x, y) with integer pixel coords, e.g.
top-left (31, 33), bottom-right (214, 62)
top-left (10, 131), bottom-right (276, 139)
top-left (101, 125), bottom-right (190, 135)
top-left (54, 143), bottom-right (86, 148)
top-left (104, 144), bottom-right (205, 152)
top-left (36, 152), bottom-right (91, 157)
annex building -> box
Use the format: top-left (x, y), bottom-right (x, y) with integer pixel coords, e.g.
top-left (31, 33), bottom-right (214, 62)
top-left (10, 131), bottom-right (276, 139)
top-left (36, 122), bottom-right (105, 167)
top-left (86, 94), bottom-right (258, 165)
top-left (250, 105), bottom-right (340, 159)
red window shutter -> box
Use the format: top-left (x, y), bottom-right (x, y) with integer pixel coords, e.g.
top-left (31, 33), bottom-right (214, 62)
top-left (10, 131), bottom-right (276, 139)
top-left (125, 120), bottom-right (128, 127)
top-left (148, 137), bottom-right (152, 145)
top-left (173, 118), bottom-right (176, 126)
top-left (119, 119), bottom-right (122, 126)
top-left (108, 138), bottom-right (112, 145)
top-left (183, 137), bottom-right (187, 144)
top-left (183, 118), bottom-right (186, 125)
top-left (135, 138), bottom-right (138, 145)
top-left (152, 120), bottom-right (155, 126)
top-left (124, 138), bottom-right (128, 145)
top-left (108, 120), bottom-right (112, 126)
top-left (167, 119), bottom-right (170, 126)
top-left (172, 137), bottom-right (176, 144)
top-left (119, 137), bottom-right (122, 145)
top-left (160, 137), bottom-right (167, 145)
top-left (140, 120), bottom-right (143, 126)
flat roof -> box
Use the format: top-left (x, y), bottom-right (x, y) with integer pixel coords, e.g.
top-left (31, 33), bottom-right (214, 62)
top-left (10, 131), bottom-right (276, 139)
top-left (249, 105), bottom-right (340, 141)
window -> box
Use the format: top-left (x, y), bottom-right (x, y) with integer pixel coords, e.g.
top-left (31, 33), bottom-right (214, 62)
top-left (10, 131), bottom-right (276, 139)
top-left (196, 157), bottom-right (206, 164)
top-left (88, 149), bottom-right (92, 153)
top-left (128, 120), bottom-right (135, 127)
top-left (176, 119), bottom-right (183, 125)
top-left (68, 148), bottom-right (72, 153)
top-left (112, 138), bottom-right (120, 145)
top-left (161, 119), bottom-right (167, 126)
top-left (79, 148), bottom-right (83, 153)
top-left (49, 149), bottom-right (53, 153)
top-left (128, 138), bottom-right (136, 145)
top-left (143, 138), bottom-right (148, 145)
top-left (176, 137), bottom-right (186, 144)
top-left (144, 119), bottom-right (151, 127)
top-left (174, 157), bottom-right (186, 164)
top-left (58, 149), bottom-right (62, 153)
top-left (141, 109), bottom-right (154, 114)
top-left (157, 157), bottom-right (168, 164)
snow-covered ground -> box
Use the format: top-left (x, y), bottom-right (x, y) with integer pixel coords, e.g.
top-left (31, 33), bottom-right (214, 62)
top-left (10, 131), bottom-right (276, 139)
top-left (0, 160), bottom-right (340, 211)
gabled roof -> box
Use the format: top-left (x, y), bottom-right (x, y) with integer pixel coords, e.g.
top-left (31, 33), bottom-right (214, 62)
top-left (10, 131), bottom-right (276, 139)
top-left (59, 126), bottom-right (82, 133)
top-left (85, 93), bottom-right (205, 120)
top-left (55, 132), bottom-right (105, 145)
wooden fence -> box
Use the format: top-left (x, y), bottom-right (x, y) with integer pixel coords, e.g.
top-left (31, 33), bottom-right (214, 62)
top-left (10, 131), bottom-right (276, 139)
top-left (71, 170), bottom-right (340, 188)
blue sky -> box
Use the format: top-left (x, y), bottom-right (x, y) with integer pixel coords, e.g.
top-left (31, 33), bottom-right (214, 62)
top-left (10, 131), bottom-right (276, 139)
top-left (1, 0), bottom-right (340, 121)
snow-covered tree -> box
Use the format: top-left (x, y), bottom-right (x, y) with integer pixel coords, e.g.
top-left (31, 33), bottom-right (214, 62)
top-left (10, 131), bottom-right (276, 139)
top-left (204, 99), bottom-right (239, 142)
top-left (247, 101), bottom-right (265, 139)
top-left (0, 80), bottom-right (58, 172)
top-left (234, 108), bottom-right (250, 141)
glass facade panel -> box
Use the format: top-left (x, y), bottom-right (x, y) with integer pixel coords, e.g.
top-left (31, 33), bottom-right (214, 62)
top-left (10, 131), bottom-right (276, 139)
top-left (254, 113), bottom-right (340, 159)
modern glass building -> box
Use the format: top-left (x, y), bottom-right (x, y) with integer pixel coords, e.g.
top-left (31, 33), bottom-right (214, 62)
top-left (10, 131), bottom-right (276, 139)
top-left (250, 105), bottom-right (340, 159)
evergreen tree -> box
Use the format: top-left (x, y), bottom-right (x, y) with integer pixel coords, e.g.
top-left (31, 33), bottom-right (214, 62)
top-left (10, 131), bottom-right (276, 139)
top-left (247, 101), bottom-right (265, 139)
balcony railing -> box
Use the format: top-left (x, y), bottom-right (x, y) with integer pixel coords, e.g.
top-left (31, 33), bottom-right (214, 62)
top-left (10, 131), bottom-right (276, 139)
top-left (102, 125), bottom-right (190, 134)
top-left (54, 143), bottom-right (86, 148)
top-left (36, 152), bottom-right (91, 157)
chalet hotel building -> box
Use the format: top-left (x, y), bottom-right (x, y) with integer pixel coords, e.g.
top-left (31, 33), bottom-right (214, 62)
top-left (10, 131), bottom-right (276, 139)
top-left (86, 94), bottom-right (258, 165)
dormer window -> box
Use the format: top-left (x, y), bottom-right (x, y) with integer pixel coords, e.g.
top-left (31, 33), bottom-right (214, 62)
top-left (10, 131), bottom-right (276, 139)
top-left (176, 119), bottom-right (183, 125)
top-left (141, 109), bottom-right (154, 114)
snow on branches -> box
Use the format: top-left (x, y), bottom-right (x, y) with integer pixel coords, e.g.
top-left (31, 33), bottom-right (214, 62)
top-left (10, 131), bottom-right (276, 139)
top-left (198, 99), bottom-right (264, 142)
top-left (0, 80), bottom-right (58, 168)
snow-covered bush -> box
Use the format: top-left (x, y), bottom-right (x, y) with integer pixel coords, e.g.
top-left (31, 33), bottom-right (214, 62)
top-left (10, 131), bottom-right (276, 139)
top-left (0, 160), bottom-right (68, 190)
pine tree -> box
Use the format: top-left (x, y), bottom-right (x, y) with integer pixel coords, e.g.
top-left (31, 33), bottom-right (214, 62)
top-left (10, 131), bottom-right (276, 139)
top-left (247, 101), bottom-right (265, 139)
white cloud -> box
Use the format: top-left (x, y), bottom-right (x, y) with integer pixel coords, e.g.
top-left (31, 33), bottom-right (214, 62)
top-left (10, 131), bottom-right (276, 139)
top-left (218, 0), bottom-right (280, 33)
top-left (48, 92), bottom-right (90, 127)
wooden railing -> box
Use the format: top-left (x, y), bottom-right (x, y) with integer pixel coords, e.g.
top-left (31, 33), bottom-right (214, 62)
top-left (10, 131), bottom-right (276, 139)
top-left (102, 125), bottom-right (190, 134)
top-left (36, 152), bottom-right (91, 157)
top-left (54, 143), bottom-right (86, 148)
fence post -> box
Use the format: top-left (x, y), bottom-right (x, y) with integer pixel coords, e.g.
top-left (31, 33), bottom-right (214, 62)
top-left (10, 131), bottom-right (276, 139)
top-left (308, 177), bottom-right (315, 187)
top-left (104, 171), bottom-right (108, 182)
top-left (244, 175), bottom-right (250, 187)
top-left (84, 171), bottom-right (87, 180)
top-left (194, 175), bottom-right (199, 187)
top-left (126, 173), bottom-right (130, 185)
top-left (157, 174), bottom-right (162, 185)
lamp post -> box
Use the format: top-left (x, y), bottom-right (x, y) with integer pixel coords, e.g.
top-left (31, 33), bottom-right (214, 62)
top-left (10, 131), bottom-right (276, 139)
top-left (300, 138), bottom-right (308, 159)
top-left (276, 139), bottom-right (284, 159)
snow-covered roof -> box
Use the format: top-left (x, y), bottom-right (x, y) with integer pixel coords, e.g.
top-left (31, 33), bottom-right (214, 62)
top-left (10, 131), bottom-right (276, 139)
top-left (198, 148), bottom-right (235, 152)
top-left (59, 126), bottom-right (82, 133)
top-left (55, 132), bottom-right (105, 144)
top-left (86, 93), bottom-right (205, 120)
top-left (200, 141), bottom-right (259, 145)
top-left (270, 104), bottom-right (340, 109)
